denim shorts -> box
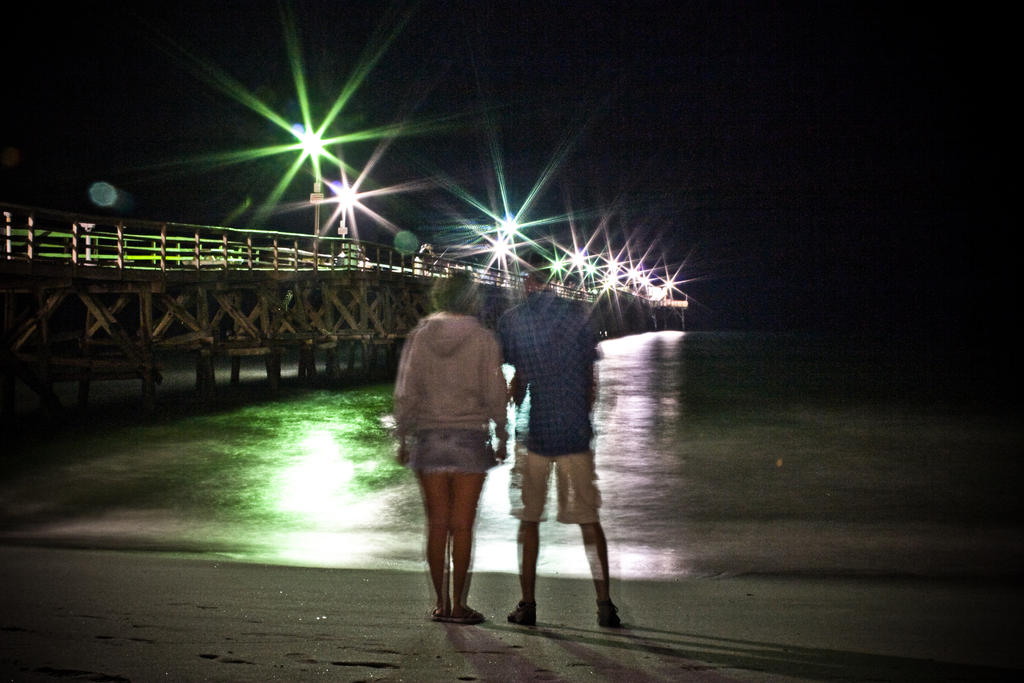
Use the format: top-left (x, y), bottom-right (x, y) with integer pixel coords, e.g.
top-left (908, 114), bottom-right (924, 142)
top-left (407, 428), bottom-right (496, 473)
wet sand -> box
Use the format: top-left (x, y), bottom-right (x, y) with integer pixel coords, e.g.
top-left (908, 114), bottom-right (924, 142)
top-left (1, 545), bottom-right (1021, 681)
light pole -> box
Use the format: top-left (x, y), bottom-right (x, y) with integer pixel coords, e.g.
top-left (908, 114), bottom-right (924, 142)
top-left (335, 179), bottom-right (355, 237)
top-left (310, 180), bottom-right (324, 235)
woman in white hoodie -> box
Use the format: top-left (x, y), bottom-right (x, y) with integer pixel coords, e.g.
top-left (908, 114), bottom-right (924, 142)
top-left (394, 272), bottom-right (509, 624)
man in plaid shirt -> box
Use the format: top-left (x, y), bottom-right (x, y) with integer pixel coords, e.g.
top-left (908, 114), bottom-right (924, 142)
top-left (497, 259), bottom-right (621, 628)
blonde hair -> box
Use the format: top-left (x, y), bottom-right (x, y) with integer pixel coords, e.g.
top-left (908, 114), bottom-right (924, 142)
top-left (431, 271), bottom-right (480, 315)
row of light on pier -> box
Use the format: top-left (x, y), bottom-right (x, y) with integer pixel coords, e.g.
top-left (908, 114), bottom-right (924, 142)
top-left (296, 126), bottom-right (680, 305)
top-left (484, 217), bottom-right (678, 303)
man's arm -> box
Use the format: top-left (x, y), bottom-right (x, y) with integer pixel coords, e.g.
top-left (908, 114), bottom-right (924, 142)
top-left (587, 364), bottom-right (597, 411)
top-left (510, 370), bottom-right (527, 407)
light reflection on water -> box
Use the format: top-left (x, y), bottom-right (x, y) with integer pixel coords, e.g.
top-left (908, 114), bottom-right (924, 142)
top-left (2, 331), bottom-right (1022, 579)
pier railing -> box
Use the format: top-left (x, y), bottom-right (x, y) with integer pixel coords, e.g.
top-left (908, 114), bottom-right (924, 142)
top-left (0, 203), bottom-right (594, 301)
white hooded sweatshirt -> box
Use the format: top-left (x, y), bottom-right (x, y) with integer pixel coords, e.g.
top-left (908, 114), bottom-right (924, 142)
top-left (393, 313), bottom-right (508, 439)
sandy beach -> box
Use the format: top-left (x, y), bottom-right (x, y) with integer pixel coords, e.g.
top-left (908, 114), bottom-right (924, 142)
top-left (1, 545), bottom-right (1020, 682)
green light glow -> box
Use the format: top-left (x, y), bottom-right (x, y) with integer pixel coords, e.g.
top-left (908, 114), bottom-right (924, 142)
top-left (276, 430), bottom-right (355, 518)
top-left (141, 4), bottom-right (450, 231)
top-left (295, 125), bottom-right (327, 166)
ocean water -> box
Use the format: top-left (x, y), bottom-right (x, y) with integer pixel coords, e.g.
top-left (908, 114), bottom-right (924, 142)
top-left (1, 331), bottom-right (1021, 580)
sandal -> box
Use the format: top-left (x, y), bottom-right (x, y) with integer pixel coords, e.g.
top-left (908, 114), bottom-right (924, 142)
top-left (429, 607), bottom-right (446, 622)
top-left (435, 607), bottom-right (484, 624)
top-left (507, 601), bottom-right (536, 626)
top-left (597, 599), bottom-right (621, 628)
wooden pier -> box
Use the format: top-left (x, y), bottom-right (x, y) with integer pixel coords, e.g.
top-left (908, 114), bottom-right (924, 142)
top-left (1, 203), bottom-right (683, 416)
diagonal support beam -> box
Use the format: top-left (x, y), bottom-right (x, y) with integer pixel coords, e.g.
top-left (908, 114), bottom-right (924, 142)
top-left (76, 290), bottom-right (145, 366)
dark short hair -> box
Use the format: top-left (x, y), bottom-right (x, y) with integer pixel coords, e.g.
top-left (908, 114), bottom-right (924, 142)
top-left (521, 248), bottom-right (552, 284)
top-left (522, 248), bottom-right (548, 273)
top-left (431, 271), bottom-right (480, 315)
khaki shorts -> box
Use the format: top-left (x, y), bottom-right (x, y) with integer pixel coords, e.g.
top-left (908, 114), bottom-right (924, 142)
top-left (511, 448), bottom-right (602, 524)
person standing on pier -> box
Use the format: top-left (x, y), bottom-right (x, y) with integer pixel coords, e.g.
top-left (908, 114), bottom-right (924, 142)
top-left (394, 272), bottom-right (509, 624)
top-left (497, 254), bottom-right (621, 628)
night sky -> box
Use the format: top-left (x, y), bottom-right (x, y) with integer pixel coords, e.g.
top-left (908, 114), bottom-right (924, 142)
top-left (2, 1), bottom-right (1010, 340)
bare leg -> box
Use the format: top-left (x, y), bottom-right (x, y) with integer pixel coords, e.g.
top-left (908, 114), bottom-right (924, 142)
top-left (517, 520), bottom-right (540, 603)
top-left (418, 472), bottom-right (452, 614)
top-left (448, 472), bottom-right (486, 617)
top-left (580, 522), bottom-right (611, 602)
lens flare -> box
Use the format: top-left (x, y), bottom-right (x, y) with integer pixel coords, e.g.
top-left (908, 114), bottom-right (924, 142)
top-left (137, 3), bottom-right (447, 234)
top-left (88, 182), bottom-right (119, 208)
top-left (135, 4), bottom-right (689, 303)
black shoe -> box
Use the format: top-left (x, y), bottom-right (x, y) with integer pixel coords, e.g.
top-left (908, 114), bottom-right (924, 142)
top-left (507, 601), bottom-right (536, 626)
top-left (597, 600), bottom-right (621, 628)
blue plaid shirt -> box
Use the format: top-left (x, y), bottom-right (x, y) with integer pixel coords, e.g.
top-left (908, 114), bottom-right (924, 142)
top-left (498, 290), bottom-right (598, 455)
